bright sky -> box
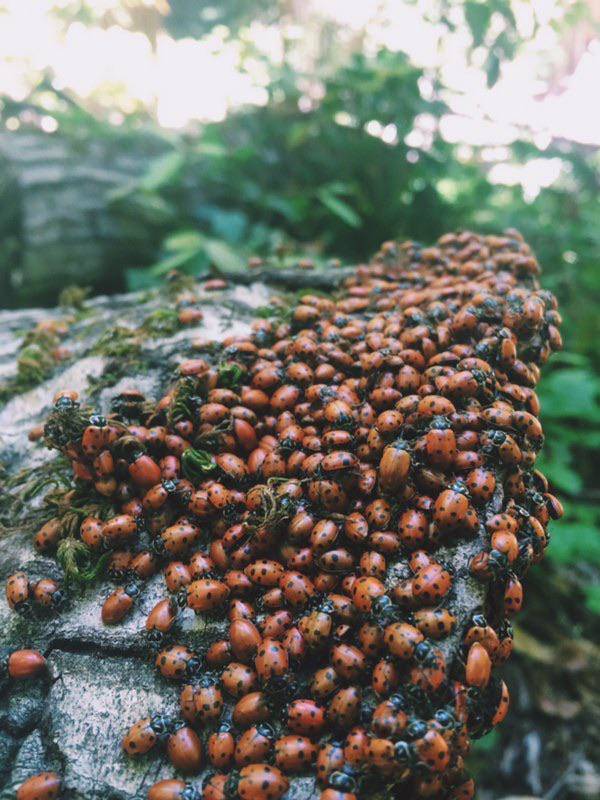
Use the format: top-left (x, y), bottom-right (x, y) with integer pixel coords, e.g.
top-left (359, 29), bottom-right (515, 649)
top-left (0, 0), bottom-right (597, 196)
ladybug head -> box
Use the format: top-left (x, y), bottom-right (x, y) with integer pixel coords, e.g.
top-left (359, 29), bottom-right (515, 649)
top-left (450, 479), bottom-right (470, 498)
top-left (328, 770), bottom-right (356, 793)
top-left (54, 396), bottom-right (79, 411)
top-left (430, 415), bottom-right (451, 431)
top-left (185, 656), bottom-right (204, 679)
top-left (394, 740), bottom-right (414, 764)
top-left (224, 770), bottom-right (241, 800)
top-left (124, 582), bottom-right (140, 599)
top-left (434, 708), bottom-right (455, 729)
top-left (197, 671), bottom-right (218, 688)
top-left (88, 413), bottom-right (106, 427)
top-left (471, 613), bottom-right (487, 628)
top-left (255, 722), bottom-right (274, 739)
top-left (181, 786), bottom-right (201, 800)
top-left (150, 713), bottom-right (175, 739)
top-left (488, 429), bottom-right (507, 446)
top-left (406, 719), bottom-right (428, 740)
top-left (370, 594), bottom-right (399, 626)
top-left (413, 641), bottom-right (435, 665)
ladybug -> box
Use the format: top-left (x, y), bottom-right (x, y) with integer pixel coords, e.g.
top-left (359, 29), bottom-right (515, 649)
top-left (316, 741), bottom-right (345, 785)
top-left (32, 578), bottom-right (63, 610)
top-left (412, 563), bottom-right (452, 605)
top-left (409, 643), bottom-right (447, 693)
top-left (413, 729), bottom-right (450, 772)
top-left (433, 483), bottom-right (470, 530)
top-left (365, 737), bottom-right (395, 771)
top-left (6, 571), bottom-right (30, 611)
top-left (195, 674), bottom-right (224, 721)
top-left (327, 686), bottom-right (362, 730)
top-left (155, 645), bottom-right (197, 680)
top-left (491, 679), bottom-right (510, 726)
top-left (287, 699), bottom-right (326, 736)
top-left (371, 658), bottom-right (400, 696)
top-left (397, 509), bottom-right (429, 549)
top-left (465, 642), bottom-right (491, 688)
top-left (123, 713), bottom-right (173, 755)
top-left (351, 576), bottom-right (386, 613)
top-left (34, 518), bottom-right (63, 552)
top-left (208, 724), bottom-right (236, 769)
top-left (167, 724), bottom-right (203, 773)
top-left (413, 608), bottom-right (456, 638)
top-left (232, 691), bottom-right (270, 727)
top-left (203, 773), bottom-right (227, 800)
top-left (274, 734), bottom-right (317, 772)
top-left (101, 583), bottom-right (139, 625)
top-left (80, 516), bottom-right (104, 550)
top-left (102, 514), bottom-right (137, 545)
top-left (148, 780), bottom-right (201, 800)
top-left (255, 638), bottom-right (289, 682)
top-left (187, 579), bottom-right (230, 613)
top-left (504, 574), bottom-right (523, 614)
top-left (330, 644), bottom-right (366, 682)
top-left (230, 619), bottom-right (263, 662)
top-left (6, 648), bottom-right (47, 679)
top-left (234, 723), bottom-right (274, 765)
top-left (221, 662), bottom-right (258, 697)
top-left (384, 622), bottom-right (424, 660)
top-left (165, 562), bottom-right (192, 592)
top-left (16, 772), bottom-right (61, 800)
top-left (225, 763), bottom-right (289, 800)
top-left (279, 571), bottom-right (315, 608)
top-left (425, 417), bottom-right (457, 469)
top-left (146, 598), bottom-right (177, 635)
top-left (379, 441), bottom-right (411, 493)
top-left (245, 559), bottom-right (284, 588)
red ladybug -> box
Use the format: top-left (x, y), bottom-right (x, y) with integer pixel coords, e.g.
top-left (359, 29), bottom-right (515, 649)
top-left (6, 571), bottom-right (30, 610)
top-left (101, 584), bottom-right (139, 625)
top-left (384, 622), bottom-right (423, 660)
top-left (228, 763), bottom-right (289, 800)
top-left (316, 741), bottom-right (345, 785)
top-left (16, 772), bottom-right (61, 800)
top-left (7, 649), bottom-right (47, 679)
top-left (287, 699), bottom-right (326, 736)
top-left (274, 735), bottom-right (317, 772)
top-left (255, 638), bottom-right (289, 682)
top-left (167, 725), bottom-right (203, 772)
top-left (187, 579), bottom-right (230, 613)
top-left (433, 483), bottom-right (470, 530)
top-left (327, 686), bottom-right (362, 730)
top-left (208, 724), bottom-right (235, 769)
top-left (413, 608), bottom-right (456, 638)
top-left (148, 779), bottom-right (200, 800)
top-left (465, 642), bottom-right (491, 688)
top-left (234, 723), bottom-right (274, 765)
top-left (123, 714), bottom-right (171, 755)
top-left (155, 645), bottom-right (196, 680)
top-left (412, 563), bottom-right (452, 605)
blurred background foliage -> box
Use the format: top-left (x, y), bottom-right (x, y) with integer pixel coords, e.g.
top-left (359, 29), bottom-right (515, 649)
top-left (0, 1), bottom-right (599, 792)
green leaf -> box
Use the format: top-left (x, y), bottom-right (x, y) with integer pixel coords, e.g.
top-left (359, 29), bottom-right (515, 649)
top-left (485, 50), bottom-right (501, 87)
top-left (464, 1), bottom-right (492, 47)
top-left (548, 523), bottom-right (600, 565)
top-left (202, 237), bottom-right (245, 274)
top-left (164, 230), bottom-right (204, 252)
top-left (317, 189), bottom-right (361, 228)
top-left (140, 151), bottom-right (186, 192)
top-left (150, 248), bottom-right (205, 276)
top-left (584, 584), bottom-right (600, 615)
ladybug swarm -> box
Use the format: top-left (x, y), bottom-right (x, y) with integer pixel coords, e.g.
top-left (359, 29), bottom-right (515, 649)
top-left (8, 231), bottom-right (563, 800)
